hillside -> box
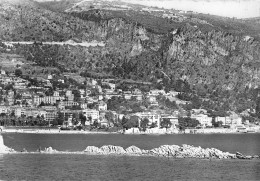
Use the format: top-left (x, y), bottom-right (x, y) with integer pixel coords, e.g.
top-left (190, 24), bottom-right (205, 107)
top-left (0, 0), bottom-right (260, 115)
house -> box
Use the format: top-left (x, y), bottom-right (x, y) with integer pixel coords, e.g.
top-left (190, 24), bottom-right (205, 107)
top-left (135, 112), bottom-right (161, 127)
top-left (161, 115), bottom-right (179, 128)
top-left (61, 109), bottom-right (82, 123)
top-left (21, 108), bottom-right (47, 118)
top-left (132, 94), bottom-right (143, 101)
top-left (80, 103), bottom-right (88, 109)
top-left (83, 109), bottom-right (99, 123)
top-left (216, 113), bottom-right (242, 127)
top-left (124, 92), bottom-right (132, 100)
top-left (191, 114), bottom-right (212, 127)
top-left (147, 96), bottom-right (158, 106)
top-left (1, 70), bottom-right (6, 75)
top-left (96, 101), bottom-right (107, 111)
top-left (149, 89), bottom-right (165, 96)
top-left (0, 106), bottom-right (11, 115)
top-left (58, 79), bottom-right (65, 83)
top-left (47, 75), bottom-right (53, 80)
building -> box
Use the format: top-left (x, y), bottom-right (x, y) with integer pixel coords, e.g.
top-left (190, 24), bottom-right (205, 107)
top-left (135, 112), bottom-right (161, 127)
top-left (96, 101), bottom-right (107, 111)
top-left (215, 113), bottom-right (242, 126)
top-left (21, 108), bottom-right (47, 118)
top-left (80, 103), bottom-right (88, 109)
top-left (149, 89), bottom-right (165, 96)
top-left (191, 114), bottom-right (212, 127)
top-left (82, 109), bottom-right (99, 122)
top-left (0, 106), bottom-right (11, 115)
top-left (161, 115), bottom-right (179, 128)
top-left (33, 95), bottom-right (63, 106)
top-left (45, 111), bottom-right (58, 124)
top-left (61, 110), bottom-right (82, 123)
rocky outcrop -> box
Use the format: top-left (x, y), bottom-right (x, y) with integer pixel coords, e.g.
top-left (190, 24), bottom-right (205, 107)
top-left (125, 145), bottom-right (143, 155)
top-left (42, 147), bottom-right (58, 153)
top-left (100, 145), bottom-right (126, 155)
top-left (84, 146), bottom-right (102, 154)
top-left (82, 144), bottom-right (257, 160)
top-left (0, 134), bottom-right (258, 159)
top-left (0, 134), bottom-right (15, 153)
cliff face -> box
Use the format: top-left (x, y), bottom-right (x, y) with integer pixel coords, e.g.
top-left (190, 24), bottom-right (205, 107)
top-left (1, 0), bottom-right (260, 112)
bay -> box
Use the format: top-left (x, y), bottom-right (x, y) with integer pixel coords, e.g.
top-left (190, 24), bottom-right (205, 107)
top-left (1, 133), bottom-right (260, 180)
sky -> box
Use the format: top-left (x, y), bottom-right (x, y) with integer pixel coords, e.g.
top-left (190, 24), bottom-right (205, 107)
top-left (122, 0), bottom-right (260, 18)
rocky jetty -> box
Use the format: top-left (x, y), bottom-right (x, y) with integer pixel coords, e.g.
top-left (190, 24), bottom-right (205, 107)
top-left (0, 134), bottom-right (15, 153)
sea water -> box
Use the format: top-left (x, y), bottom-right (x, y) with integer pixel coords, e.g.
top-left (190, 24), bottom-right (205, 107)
top-left (1, 133), bottom-right (260, 180)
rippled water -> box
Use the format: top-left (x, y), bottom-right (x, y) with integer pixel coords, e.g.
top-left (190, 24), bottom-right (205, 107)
top-left (1, 133), bottom-right (260, 180)
top-left (3, 133), bottom-right (260, 155)
top-left (1, 154), bottom-right (260, 180)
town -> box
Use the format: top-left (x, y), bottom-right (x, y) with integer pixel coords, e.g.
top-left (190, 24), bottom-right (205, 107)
top-left (0, 65), bottom-right (259, 134)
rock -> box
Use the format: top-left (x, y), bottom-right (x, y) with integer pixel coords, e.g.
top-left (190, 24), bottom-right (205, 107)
top-left (100, 145), bottom-right (126, 155)
top-left (43, 147), bottom-right (58, 153)
top-left (125, 146), bottom-right (142, 155)
top-left (245, 155), bottom-right (253, 159)
top-left (84, 146), bottom-right (102, 154)
top-left (236, 152), bottom-right (243, 156)
top-left (252, 155), bottom-right (259, 159)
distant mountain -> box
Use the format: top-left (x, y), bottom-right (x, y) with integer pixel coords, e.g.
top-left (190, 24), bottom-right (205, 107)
top-left (0, 0), bottom-right (260, 114)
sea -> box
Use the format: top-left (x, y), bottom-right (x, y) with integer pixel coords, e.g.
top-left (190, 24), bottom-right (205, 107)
top-left (1, 133), bottom-right (260, 180)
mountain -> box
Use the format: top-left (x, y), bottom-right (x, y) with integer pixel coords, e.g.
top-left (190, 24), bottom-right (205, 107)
top-left (0, 0), bottom-right (260, 114)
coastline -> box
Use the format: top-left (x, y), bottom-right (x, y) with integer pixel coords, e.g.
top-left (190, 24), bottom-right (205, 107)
top-left (2, 128), bottom-right (260, 135)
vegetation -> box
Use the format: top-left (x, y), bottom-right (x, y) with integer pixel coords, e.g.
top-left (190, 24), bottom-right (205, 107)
top-left (178, 117), bottom-right (200, 130)
top-left (160, 118), bottom-right (172, 129)
top-left (140, 117), bottom-right (149, 131)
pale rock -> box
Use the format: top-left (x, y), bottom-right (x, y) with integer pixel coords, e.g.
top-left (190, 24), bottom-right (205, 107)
top-left (125, 146), bottom-right (143, 155)
top-left (84, 146), bottom-right (102, 154)
top-left (100, 145), bottom-right (126, 154)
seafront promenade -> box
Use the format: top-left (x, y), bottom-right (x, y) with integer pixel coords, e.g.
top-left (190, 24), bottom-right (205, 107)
top-left (2, 127), bottom-right (260, 134)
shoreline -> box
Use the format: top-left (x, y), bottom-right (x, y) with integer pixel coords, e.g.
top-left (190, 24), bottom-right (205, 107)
top-left (1, 128), bottom-right (260, 135)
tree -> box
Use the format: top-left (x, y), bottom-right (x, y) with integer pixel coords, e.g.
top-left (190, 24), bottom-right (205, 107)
top-left (121, 116), bottom-right (138, 129)
top-left (140, 117), bottom-right (149, 131)
top-left (56, 112), bottom-right (64, 125)
top-left (15, 69), bottom-right (22, 77)
top-left (92, 120), bottom-right (99, 128)
top-left (212, 118), bottom-right (223, 127)
top-left (39, 101), bottom-right (45, 107)
top-left (160, 118), bottom-right (172, 129)
top-left (178, 117), bottom-right (199, 130)
top-left (105, 111), bottom-right (115, 126)
top-left (72, 89), bottom-right (81, 101)
top-left (79, 113), bottom-right (86, 126)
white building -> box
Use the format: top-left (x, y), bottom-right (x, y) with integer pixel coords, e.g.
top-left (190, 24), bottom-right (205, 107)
top-left (96, 101), bottom-right (107, 111)
top-left (161, 115), bottom-right (179, 128)
top-left (215, 113), bottom-right (242, 126)
top-left (135, 112), bottom-right (161, 127)
top-left (83, 109), bottom-right (99, 122)
top-left (191, 114), bottom-right (212, 127)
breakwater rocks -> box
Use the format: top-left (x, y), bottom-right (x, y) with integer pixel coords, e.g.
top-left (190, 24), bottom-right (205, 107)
top-left (83, 144), bottom-right (259, 160)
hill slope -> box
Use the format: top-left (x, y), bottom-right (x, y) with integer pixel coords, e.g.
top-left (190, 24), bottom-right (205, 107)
top-left (0, 0), bottom-right (260, 114)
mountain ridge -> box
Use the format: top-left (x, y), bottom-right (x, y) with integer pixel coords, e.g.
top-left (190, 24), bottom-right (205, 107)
top-left (1, 0), bottom-right (260, 115)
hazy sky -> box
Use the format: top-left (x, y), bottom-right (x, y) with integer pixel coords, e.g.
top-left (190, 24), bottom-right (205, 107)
top-left (123, 0), bottom-right (260, 18)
